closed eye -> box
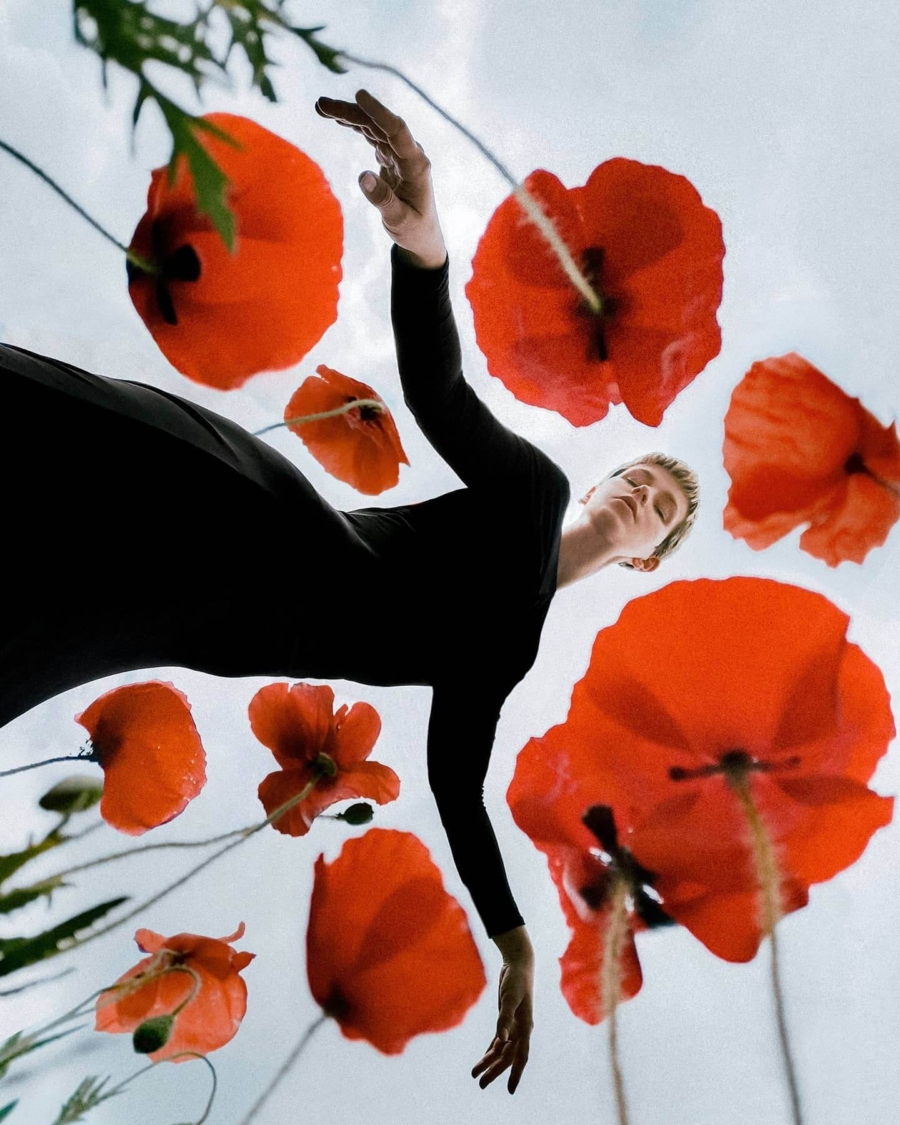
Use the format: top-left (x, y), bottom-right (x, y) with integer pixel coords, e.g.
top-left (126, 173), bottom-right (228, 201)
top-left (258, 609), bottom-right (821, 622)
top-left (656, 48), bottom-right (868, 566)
top-left (626, 476), bottom-right (666, 523)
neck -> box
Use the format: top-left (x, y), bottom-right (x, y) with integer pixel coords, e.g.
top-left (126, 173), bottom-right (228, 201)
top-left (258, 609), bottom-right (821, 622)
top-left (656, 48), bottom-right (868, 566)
top-left (555, 517), bottom-right (625, 589)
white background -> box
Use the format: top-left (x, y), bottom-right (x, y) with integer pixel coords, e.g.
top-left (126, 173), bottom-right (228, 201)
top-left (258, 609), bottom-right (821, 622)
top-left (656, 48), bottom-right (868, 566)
top-left (1, 1), bottom-right (898, 1122)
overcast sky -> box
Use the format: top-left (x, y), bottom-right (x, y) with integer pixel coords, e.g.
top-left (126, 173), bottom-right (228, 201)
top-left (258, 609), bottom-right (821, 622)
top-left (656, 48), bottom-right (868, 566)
top-left (1, 1), bottom-right (899, 1122)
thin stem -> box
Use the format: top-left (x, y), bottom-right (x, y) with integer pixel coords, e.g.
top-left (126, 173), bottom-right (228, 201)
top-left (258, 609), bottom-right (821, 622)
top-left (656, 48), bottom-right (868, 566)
top-left (0, 754), bottom-right (95, 778)
top-left (55, 775), bottom-right (321, 958)
top-left (234, 1012), bottom-right (328, 1125)
top-left (253, 398), bottom-right (385, 437)
top-left (732, 777), bottom-right (804, 1125)
top-left (334, 52), bottom-right (602, 314)
top-left (0, 138), bottom-right (157, 275)
top-left (600, 879), bottom-right (630, 1125)
top-left (105, 1053), bottom-right (217, 1124)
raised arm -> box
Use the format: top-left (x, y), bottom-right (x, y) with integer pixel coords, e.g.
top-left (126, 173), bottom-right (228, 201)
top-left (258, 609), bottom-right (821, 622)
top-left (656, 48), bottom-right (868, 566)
top-left (315, 89), bottom-right (554, 496)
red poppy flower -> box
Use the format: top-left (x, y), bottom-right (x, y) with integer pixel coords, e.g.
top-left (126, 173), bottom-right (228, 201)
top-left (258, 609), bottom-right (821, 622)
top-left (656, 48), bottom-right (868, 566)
top-left (465, 160), bottom-right (724, 427)
top-left (509, 786), bottom-right (671, 1024)
top-left (306, 828), bottom-right (486, 1053)
top-left (284, 365), bottom-right (409, 494)
top-left (509, 578), bottom-right (894, 961)
top-left (250, 682), bottom-right (400, 835)
top-left (127, 113), bottom-right (343, 390)
top-left (95, 922), bottom-right (254, 1062)
top-left (76, 681), bottom-right (206, 835)
top-left (723, 353), bottom-right (900, 565)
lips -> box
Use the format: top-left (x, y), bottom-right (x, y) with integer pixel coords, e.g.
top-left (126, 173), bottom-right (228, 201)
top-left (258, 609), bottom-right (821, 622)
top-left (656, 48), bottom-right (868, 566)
top-left (615, 494), bottom-right (637, 519)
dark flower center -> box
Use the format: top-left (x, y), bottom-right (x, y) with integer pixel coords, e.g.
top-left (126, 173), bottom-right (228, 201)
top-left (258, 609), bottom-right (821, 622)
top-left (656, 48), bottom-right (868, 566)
top-left (573, 246), bottom-right (618, 363)
top-left (669, 748), bottom-right (801, 783)
top-left (323, 984), bottom-right (351, 1020)
top-left (125, 218), bottom-right (202, 327)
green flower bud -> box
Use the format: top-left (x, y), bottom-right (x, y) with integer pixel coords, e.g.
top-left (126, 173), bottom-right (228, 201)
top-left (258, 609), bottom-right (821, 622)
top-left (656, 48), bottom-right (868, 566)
top-left (314, 752), bottom-right (338, 778)
top-left (338, 802), bottom-right (374, 825)
top-left (38, 775), bottom-right (103, 814)
top-left (132, 1014), bottom-right (175, 1054)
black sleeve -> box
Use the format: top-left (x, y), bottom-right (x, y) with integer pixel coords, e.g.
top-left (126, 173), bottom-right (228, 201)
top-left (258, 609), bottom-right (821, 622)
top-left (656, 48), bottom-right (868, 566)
top-left (390, 242), bottom-right (557, 498)
top-left (426, 682), bottom-right (525, 939)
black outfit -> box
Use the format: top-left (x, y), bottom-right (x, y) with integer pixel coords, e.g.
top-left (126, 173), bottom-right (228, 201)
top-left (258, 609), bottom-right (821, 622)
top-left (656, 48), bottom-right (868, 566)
top-left (0, 244), bottom-right (570, 937)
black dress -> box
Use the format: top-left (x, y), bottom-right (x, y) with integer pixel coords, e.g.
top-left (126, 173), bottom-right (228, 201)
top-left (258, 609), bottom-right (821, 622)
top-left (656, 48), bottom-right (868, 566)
top-left (0, 243), bottom-right (570, 937)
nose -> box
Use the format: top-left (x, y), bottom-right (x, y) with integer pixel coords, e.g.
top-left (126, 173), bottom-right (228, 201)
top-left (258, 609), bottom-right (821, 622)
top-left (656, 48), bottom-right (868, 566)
top-left (631, 483), bottom-right (649, 506)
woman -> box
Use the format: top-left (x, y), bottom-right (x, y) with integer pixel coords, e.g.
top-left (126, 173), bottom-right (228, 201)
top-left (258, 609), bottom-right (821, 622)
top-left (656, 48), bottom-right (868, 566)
top-left (0, 89), bottom-right (696, 1093)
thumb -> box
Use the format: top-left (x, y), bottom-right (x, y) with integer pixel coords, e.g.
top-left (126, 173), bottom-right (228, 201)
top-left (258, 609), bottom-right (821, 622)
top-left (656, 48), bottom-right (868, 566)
top-left (359, 170), bottom-right (387, 202)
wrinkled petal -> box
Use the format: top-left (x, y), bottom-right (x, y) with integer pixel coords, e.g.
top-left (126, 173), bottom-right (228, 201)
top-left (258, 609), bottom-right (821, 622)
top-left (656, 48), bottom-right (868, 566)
top-left (76, 681), bottom-right (206, 835)
top-left (127, 113), bottom-right (342, 390)
top-left (249, 682), bottom-right (335, 768)
top-left (332, 701), bottom-right (382, 767)
top-left (559, 906), bottom-right (643, 1025)
top-left (466, 161), bottom-right (724, 428)
top-left (95, 924), bottom-right (254, 1061)
top-left (723, 353), bottom-right (900, 564)
top-left (307, 829), bottom-right (485, 1053)
top-left (284, 366), bottom-right (408, 495)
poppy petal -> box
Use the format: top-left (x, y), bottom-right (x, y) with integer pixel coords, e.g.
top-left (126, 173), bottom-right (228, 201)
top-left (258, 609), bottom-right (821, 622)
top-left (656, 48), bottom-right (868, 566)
top-left (128, 113), bottom-right (343, 390)
top-left (249, 682), bottom-right (335, 768)
top-left (76, 681), bottom-right (206, 835)
top-left (257, 765), bottom-right (319, 836)
top-left (559, 906), bottom-right (643, 1025)
top-left (306, 829), bottom-right (486, 1054)
top-left (333, 701), bottom-right (382, 767)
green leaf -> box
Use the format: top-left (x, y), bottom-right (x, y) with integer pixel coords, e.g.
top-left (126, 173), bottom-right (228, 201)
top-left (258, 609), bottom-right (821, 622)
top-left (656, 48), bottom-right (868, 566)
top-left (51, 1076), bottom-right (119, 1125)
top-left (0, 1026), bottom-right (83, 1081)
top-left (291, 24), bottom-right (349, 74)
top-left (0, 828), bottom-right (65, 887)
top-left (0, 876), bottom-right (67, 916)
top-left (0, 1101), bottom-right (17, 1121)
top-left (0, 898), bottom-right (128, 978)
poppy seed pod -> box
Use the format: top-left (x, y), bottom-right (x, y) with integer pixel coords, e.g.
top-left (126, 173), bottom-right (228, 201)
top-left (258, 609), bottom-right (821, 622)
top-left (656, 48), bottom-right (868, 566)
top-left (132, 1014), bottom-right (175, 1054)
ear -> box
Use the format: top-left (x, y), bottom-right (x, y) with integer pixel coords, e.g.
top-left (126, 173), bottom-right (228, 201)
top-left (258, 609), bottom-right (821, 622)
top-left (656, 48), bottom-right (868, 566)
top-left (630, 555), bottom-right (660, 573)
top-left (579, 485), bottom-right (597, 505)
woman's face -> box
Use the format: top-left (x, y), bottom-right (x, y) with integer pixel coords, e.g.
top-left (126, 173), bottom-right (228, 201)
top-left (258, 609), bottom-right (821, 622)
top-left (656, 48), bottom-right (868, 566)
top-left (579, 462), bottom-right (690, 566)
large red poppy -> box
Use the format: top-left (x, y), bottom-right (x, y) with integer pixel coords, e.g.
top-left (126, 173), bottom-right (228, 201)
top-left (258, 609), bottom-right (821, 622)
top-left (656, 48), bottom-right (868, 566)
top-left (76, 681), bottom-right (206, 835)
top-left (306, 828), bottom-right (486, 1053)
top-left (95, 922), bottom-right (254, 1062)
top-left (284, 365), bottom-right (409, 494)
top-left (127, 113), bottom-right (343, 390)
top-left (723, 353), bottom-right (900, 565)
top-left (509, 578), bottom-right (894, 961)
top-left (250, 682), bottom-right (400, 836)
top-left (465, 160), bottom-right (724, 427)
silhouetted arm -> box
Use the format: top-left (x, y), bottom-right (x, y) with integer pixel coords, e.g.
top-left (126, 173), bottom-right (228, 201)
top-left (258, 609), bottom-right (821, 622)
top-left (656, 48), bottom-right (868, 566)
top-left (391, 243), bottom-right (559, 499)
top-left (426, 682), bottom-right (525, 938)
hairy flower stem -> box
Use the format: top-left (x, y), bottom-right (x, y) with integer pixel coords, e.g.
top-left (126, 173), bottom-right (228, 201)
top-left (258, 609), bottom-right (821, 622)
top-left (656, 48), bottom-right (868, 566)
top-left (53, 775), bottom-right (322, 959)
top-left (601, 879), bottom-right (631, 1125)
top-left (731, 776), bottom-right (804, 1125)
top-left (253, 398), bottom-right (385, 437)
top-left (0, 753), bottom-right (96, 778)
top-left (234, 1012), bottom-right (329, 1125)
top-left (0, 138), bottom-right (157, 275)
top-left (334, 52), bottom-right (602, 313)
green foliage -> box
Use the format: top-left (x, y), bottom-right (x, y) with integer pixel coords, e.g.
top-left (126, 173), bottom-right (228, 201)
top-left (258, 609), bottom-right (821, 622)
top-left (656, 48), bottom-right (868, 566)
top-left (0, 898), bottom-right (128, 978)
top-left (0, 1026), bottom-right (83, 1082)
top-left (0, 1101), bottom-right (17, 1121)
top-left (0, 827), bottom-right (67, 887)
top-left (0, 875), bottom-right (68, 916)
top-left (39, 776), bottom-right (103, 816)
top-left (50, 1076), bottom-right (120, 1125)
top-left (72, 0), bottom-right (347, 250)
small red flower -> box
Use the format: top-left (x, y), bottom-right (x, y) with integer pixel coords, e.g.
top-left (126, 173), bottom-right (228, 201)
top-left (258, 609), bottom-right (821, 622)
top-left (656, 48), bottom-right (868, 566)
top-left (76, 681), bottom-right (206, 835)
top-left (465, 160), bottom-right (724, 427)
top-left (284, 365), bottom-right (409, 494)
top-left (127, 113), bottom-right (343, 390)
top-left (250, 682), bottom-right (400, 835)
top-left (95, 923), bottom-right (255, 1062)
top-left (723, 353), bottom-right (900, 565)
top-left (306, 828), bottom-right (486, 1053)
top-left (509, 578), bottom-right (895, 962)
top-left (509, 789), bottom-right (664, 1024)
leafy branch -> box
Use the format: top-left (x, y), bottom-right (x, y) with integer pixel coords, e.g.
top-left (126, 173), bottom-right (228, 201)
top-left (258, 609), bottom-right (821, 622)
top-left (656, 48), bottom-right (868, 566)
top-left (71, 0), bottom-right (347, 251)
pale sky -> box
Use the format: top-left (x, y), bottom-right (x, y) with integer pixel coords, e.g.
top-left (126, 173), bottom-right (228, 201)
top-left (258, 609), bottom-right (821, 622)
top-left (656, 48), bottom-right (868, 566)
top-left (1, 1), bottom-right (899, 1123)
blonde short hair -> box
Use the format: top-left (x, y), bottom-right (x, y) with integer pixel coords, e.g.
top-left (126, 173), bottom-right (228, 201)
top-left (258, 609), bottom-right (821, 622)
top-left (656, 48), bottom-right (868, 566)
top-left (601, 452), bottom-right (699, 568)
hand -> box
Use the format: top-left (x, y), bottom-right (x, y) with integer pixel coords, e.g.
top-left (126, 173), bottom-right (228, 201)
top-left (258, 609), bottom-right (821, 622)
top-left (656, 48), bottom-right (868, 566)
top-left (471, 957), bottom-right (534, 1094)
top-left (314, 89), bottom-right (447, 268)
